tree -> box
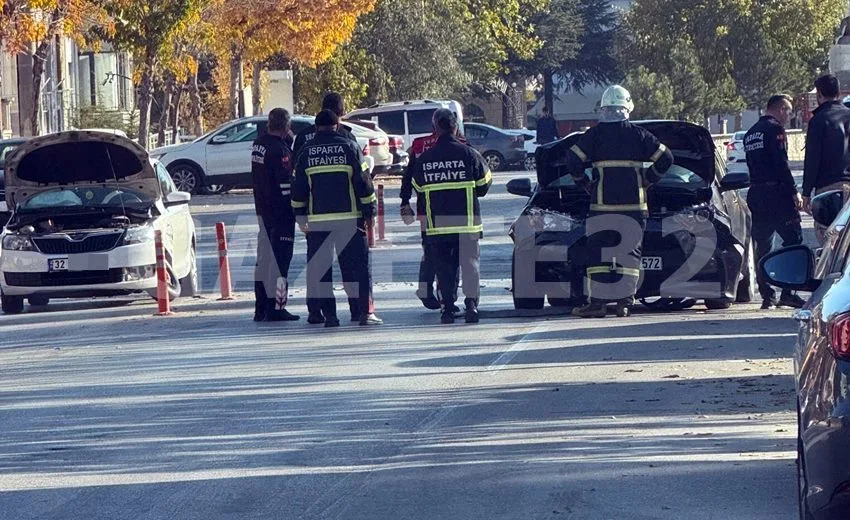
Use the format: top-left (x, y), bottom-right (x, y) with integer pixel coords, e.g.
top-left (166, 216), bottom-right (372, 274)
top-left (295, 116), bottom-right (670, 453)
top-left (554, 0), bottom-right (620, 98)
top-left (100, 0), bottom-right (203, 148)
top-left (625, 65), bottom-right (682, 120)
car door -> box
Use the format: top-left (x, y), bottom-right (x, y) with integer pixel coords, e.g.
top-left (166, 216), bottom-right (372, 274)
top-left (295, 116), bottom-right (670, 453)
top-left (156, 162), bottom-right (192, 275)
top-left (204, 120), bottom-right (258, 180)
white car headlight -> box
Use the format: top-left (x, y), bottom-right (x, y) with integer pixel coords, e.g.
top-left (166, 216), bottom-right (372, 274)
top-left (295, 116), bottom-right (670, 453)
top-left (122, 225), bottom-right (155, 245)
top-left (2, 234), bottom-right (35, 251)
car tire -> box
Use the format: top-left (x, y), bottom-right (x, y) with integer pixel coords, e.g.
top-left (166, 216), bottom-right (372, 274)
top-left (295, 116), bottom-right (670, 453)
top-left (704, 298), bottom-right (732, 310)
top-left (27, 296), bottom-right (49, 307)
top-left (199, 184), bottom-right (232, 196)
top-left (168, 163), bottom-right (203, 195)
top-left (736, 241), bottom-right (756, 303)
top-left (483, 151), bottom-right (504, 172)
top-left (146, 257), bottom-right (181, 302)
top-left (1, 295), bottom-right (24, 314)
top-left (512, 252), bottom-right (544, 310)
top-left (179, 245), bottom-right (199, 298)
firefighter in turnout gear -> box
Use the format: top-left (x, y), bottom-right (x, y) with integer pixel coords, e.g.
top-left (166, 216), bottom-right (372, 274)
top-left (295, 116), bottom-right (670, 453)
top-left (292, 92), bottom-right (360, 324)
top-left (400, 122), bottom-right (468, 313)
top-left (291, 109), bottom-right (383, 328)
top-left (565, 85), bottom-right (674, 318)
top-left (251, 108), bottom-right (300, 322)
top-left (412, 109), bottom-right (492, 324)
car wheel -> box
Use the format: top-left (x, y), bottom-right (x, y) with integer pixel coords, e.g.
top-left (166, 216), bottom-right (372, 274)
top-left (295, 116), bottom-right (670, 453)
top-left (199, 184), bottom-right (232, 195)
top-left (179, 245), bottom-right (199, 298)
top-left (1, 295), bottom-right (24, 314)
top-left (736, 241), bottom-right (756, 303)
top-left (483, 151), bottom-right (504, 172)
top-left (704, 298), bottom-right (732, 310)
top-left (524, 154), bottom-right (536, 171)
top-left (146, 257), bottom-right (181, 302)
top-left (168, 163), bottom-right (202, 194)
top-left (27, 296), bottom-right (49, 307)
top-left (512, 252), bottom-right (544, 310)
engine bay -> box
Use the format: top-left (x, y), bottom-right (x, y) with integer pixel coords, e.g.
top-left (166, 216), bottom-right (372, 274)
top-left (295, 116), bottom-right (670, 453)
top-left (6, 210), bottom-right (150, 234)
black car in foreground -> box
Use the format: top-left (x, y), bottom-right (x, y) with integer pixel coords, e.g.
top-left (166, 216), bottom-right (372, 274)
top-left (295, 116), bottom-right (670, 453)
top-left (506, 120), bottom-right (754, 311)
top-left (761, 190), bottom-right (850, 520)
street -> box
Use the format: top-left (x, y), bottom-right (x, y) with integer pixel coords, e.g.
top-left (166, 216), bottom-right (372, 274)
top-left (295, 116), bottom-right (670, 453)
top-left (0, 169), bottom-right (800, 519)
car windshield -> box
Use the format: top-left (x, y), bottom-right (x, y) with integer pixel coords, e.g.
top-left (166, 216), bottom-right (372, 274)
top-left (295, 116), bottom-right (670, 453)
top-left (19, 187), bottom-right (153, 211)
top-left (548, 164), bottom-right (705, 189)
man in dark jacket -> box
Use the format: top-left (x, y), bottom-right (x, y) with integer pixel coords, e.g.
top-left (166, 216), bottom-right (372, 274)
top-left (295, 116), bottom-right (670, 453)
top-left (536, 106), bottom-right (559, 144)
top-left (802, 74), bottom-right (850, 243)
top-left (251, 108), bottom-right (300, 322)
top-left (744, 94), bottom-right (805, 309)
top-left (292, 92), bottom-right (361, 323)
top-left (412, 109), bottom-right (492, 324)
top-left (565, 85), bottom-right (673, 318)
top-left (291, 109), bottom-right (382, 328)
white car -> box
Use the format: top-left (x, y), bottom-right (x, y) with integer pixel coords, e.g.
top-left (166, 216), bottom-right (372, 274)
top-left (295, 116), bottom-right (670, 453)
top-left (151, 116), bottom-right (387, 194)
top-left (726, 130), bottom-right (747, 165)
top-left (506, 129), bottom-right (539, 170)
top-left (0, 131), bottom-right (197, 314)
top-left (346, 99), bottom-right (465, 150)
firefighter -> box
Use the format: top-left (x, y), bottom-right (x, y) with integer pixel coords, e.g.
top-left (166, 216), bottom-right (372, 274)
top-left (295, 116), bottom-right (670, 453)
top-left (399, 118), bottom-right (466, 313)
top-left (565, 85), bottom-right (673, 318)
top-left (412, 109), bottom-right (492, 324)
top-left (293, 92), bottom-right (360, 324)
top-left (251, 108), bottom-right (300, 322)
top-left (291, 109), bottom-right (382, 327)
top-left (744, 94), bottom-right (805, 310)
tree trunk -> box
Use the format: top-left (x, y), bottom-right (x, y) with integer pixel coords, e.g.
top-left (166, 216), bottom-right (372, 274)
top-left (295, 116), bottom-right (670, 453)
top-left (168, 82), bottom-right (184, 144)
top-left (137, 55), bottom-right (155, 149)
top-left (157, 73), bottom-right (174, 147)
top-left (31, 42), bottom-right (49, 136)
top-left (188, 70), bottom-right (203, 137)
top-left (237, 55), bottom-right (245, 117)
top-left (543, 68), bottom-right (554, 116)
top-left (229, 46), bottom-right (240, 119)
top-left (252, 61), bottom-right (262, 115)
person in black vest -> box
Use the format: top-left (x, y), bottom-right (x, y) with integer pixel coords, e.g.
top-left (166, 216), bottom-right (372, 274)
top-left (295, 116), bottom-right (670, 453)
top-left (536, 106), bottom-right (560, 145)
top-left (744, 94), bottom-right (805, 309)
top-left (251, 108), bottom-right (300, 322)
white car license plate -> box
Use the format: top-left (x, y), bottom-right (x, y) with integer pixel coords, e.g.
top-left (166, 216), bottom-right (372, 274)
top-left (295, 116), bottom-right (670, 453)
top-left (641, 257), bottom-right (662, 271)
top-left (48, 258), bottom-right (69, 272)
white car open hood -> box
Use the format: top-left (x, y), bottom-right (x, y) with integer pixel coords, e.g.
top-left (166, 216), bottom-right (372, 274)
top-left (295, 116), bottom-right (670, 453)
top-left (4, 131), bottom-right (160, 208)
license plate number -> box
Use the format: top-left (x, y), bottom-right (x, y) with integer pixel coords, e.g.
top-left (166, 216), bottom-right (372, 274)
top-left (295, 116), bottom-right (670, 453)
top-left (641, 257), bottom-right (663, 271)
top-left (48, 258), bottom-right (68, 272)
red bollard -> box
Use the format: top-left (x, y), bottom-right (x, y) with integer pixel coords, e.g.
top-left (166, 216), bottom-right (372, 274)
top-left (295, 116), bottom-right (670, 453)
top-left (154, 230), bottom-right (173, 316)
top-left (216, 222), bottom-right (234, 300)
top-left (377, 183), bottom-right (385, 241)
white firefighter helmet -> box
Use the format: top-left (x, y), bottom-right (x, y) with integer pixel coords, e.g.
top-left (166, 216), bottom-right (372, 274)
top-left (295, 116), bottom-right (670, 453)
top-left (600, 85), bottom-right (635, 113)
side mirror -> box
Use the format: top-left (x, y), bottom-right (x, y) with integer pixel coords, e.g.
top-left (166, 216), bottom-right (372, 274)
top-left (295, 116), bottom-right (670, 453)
top-left (759, 245), bottom-right (820, 292)
top-left (165, 191), bottom-right (191, 207)
top-left (507, 178), bottom-right (533, 197)
top-left (210, 134), bottom-right (228, 144)
top-left (811, 189), bottom-right (844, 227)
top-left (719, 171), bottom-right (750, 192)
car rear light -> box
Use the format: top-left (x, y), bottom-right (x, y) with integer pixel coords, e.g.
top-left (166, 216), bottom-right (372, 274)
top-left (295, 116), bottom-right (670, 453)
top-left (362, 144), bottom-right (370, 156)
top-left (390, 137), bottom-right (404, 149)
top-left (726, 142), bottom-right (737, 151)
top-left (829, 312), bottom-right (850, 359)
top-left (369, 138), bottom-right (382, 146)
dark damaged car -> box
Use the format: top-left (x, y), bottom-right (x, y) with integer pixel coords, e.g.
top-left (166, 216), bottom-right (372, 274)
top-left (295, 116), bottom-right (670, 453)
top-left (507, 120), bottom-right (754, 311)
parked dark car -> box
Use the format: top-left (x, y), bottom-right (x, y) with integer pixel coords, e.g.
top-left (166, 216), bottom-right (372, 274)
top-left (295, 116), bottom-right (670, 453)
top-left (464, 122), bottom-right (526, 172)
top-left (0, 138), bottom-right (27, 225)
top-left (506, 120), bottom-right (754, 311)
top-left (760, 189), bottom-right (850, 520)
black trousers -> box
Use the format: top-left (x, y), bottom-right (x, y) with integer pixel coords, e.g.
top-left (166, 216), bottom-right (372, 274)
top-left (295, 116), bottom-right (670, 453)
top-left (306, 223), bottom-right (372, 319)
top-left (254, 220), bottom-right (295, 314)
top-left (751, 216), bottom-right (803, 301)
top-left (426, 234), bottom-right (480, 308)
top-left (418, 232), bottom-right (458, 302)
top-left (584, 211), bottom-right (646, 305)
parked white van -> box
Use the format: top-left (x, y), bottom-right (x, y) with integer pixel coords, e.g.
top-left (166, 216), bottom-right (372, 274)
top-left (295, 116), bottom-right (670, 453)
top-left (346, 99), bottom-right (465, 150)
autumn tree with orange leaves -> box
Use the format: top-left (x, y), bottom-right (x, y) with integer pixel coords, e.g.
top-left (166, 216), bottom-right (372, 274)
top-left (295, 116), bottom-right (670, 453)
top-left (203, 0), bottom-right (375, 120)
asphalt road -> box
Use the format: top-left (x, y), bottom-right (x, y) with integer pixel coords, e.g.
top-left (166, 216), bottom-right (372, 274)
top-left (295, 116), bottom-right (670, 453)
top-left (0, 168), bottom-right (801, 519)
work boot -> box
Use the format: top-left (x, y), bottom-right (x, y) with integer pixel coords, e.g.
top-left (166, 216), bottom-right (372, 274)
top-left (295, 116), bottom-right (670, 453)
top-left (572, 302), bottom-right (607, 318)
top-left (778, 292), bottom-right (806, 309)
top-left (615, 300), bottom-right (632, 318)
top-left (359, 313), bottom-right (384, 326)
top-left (253, 305), bottom-right (267, 323)
top-left (441, 309), bottom-right (455, 324)
top-left (307, 312), bottom-right (325, 324)
top-left (324, 316), bottom-right (340, 328)
top-left (760, 298), bottom-right (778, 310)
top-left (417, 287), bottom-right (442, 310)
top-left (464, 299), bottom-right (479, 323)
top-left (451, 304), bottom-right (463, 317)
top-left (265, 309), bottom-right (301, 322)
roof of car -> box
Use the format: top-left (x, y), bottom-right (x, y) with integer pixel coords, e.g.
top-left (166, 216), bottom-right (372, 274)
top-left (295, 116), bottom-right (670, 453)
top-left (350, 99), bottom-right (460, 112)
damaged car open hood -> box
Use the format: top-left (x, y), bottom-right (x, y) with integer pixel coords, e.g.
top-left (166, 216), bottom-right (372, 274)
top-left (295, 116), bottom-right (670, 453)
top-left (4, 131), bottom-right (159, 209)
top-left (632, 120), bottom-right (717, 184)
